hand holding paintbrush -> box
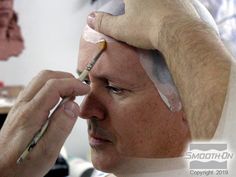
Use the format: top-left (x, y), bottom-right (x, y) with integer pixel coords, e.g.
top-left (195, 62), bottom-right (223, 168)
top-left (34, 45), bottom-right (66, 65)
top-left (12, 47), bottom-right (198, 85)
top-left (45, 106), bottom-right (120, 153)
top-left (16, 39), bottom-right (107, 164)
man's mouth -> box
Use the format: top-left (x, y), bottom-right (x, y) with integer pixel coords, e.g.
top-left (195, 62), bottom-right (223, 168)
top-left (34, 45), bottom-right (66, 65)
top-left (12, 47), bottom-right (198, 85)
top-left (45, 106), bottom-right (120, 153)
top-left (89, 132), bottom-right (113, 148)
top-left (88, 120), bottom-right (115, 148)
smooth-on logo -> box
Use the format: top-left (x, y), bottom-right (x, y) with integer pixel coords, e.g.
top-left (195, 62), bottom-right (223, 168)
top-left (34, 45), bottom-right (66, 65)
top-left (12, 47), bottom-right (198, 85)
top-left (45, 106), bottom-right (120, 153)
top-left (185, 143), bottom-right (234, 176)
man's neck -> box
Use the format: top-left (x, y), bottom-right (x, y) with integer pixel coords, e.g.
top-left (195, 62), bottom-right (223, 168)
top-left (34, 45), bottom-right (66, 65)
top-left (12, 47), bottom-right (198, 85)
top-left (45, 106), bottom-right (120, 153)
top-left (111, 157), bottom-right (186, 177)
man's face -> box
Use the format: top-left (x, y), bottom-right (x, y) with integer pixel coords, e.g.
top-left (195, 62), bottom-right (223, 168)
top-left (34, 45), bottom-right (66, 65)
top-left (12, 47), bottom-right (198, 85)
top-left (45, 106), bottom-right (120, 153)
top-left (77, 38), bottom-right (190, 172)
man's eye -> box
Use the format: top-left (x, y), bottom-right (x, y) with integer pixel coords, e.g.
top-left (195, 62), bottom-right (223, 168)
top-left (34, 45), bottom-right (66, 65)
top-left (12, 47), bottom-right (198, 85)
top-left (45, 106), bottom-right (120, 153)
top-left (83, 79), bottom-right (91, 85)
top-left (106, 85), bottom-right (124, 94)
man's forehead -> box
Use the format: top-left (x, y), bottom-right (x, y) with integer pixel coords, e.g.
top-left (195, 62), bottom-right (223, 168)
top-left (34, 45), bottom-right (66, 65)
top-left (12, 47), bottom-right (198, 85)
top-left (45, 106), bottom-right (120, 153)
top-left (78, 39), bottom-right (149, 86)
top-left (78, 39), bottom-right (142, 70)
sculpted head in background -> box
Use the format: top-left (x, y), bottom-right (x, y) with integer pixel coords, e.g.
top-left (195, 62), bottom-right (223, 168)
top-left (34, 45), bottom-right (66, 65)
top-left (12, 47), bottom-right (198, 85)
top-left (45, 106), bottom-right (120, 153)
top-left (77, 26), bottom-right (191, 172)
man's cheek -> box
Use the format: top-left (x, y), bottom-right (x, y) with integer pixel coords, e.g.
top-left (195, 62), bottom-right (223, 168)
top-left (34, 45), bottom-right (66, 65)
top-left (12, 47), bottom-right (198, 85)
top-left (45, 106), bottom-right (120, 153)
top-left (114, 122), bottom-right (146, 156)
top-left (116, 135), bottom-right (139, 156)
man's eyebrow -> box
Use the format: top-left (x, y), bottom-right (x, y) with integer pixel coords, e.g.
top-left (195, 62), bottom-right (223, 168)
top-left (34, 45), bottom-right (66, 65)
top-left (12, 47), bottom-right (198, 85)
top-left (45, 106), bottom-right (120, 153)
top-left (77, 69), bottom-right (139, 88)
top-left (77, 69), bottom-right (126, 83)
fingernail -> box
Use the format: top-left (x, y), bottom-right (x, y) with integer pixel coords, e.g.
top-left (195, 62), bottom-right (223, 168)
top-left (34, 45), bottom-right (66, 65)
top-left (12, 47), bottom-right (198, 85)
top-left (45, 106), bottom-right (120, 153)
top-left (87, 12), bottom-right (96, 29)
top-left (63, 101), bottom-right (79, 118)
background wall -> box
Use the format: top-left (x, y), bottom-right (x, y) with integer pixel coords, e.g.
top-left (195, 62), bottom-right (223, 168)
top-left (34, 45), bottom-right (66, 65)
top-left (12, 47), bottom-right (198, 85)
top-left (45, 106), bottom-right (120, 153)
top-left (0, 0), bottom-right (95, 160)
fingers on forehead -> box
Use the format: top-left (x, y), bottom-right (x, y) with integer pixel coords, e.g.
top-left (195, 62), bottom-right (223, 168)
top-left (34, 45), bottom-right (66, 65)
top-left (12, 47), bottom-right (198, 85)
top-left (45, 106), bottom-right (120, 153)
top-left (35, 70), bottom-right (75, 83)
top-left (18, 70), bottom-right (75, 102)
top-left (30, 78), bottom-right (89, 112)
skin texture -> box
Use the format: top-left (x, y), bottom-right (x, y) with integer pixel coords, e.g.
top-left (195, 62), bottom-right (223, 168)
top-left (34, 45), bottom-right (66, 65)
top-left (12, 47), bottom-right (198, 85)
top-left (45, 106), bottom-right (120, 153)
top-left (77, 38), bottom-right (191, 172)
top-left (0, 70), bottom-right (90, 177)
top-left (88, 0), bottom-right (232, 139)
top-left (159, 16), bottom-right (231, 139)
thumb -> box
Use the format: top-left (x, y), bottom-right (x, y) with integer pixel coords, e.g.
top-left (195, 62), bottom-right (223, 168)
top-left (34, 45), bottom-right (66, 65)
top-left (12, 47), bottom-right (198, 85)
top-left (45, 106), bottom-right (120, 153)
top-left (87, 12), bottom-right (124, 41)
top-left (22, 101), bottom-right (80, 175)
top-left (38, 100), bottom-right (79, 158)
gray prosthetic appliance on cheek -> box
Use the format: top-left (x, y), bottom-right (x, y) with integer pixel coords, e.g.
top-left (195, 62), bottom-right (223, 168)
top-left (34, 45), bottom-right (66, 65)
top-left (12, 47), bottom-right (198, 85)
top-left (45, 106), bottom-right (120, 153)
top-left (83, 0), bottom-right (219, 112)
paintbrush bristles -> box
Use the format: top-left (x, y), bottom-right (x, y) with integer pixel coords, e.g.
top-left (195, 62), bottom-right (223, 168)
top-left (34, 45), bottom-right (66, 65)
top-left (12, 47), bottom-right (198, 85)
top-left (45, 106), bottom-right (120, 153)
top-left (97, 39), bottom-right (107, 50)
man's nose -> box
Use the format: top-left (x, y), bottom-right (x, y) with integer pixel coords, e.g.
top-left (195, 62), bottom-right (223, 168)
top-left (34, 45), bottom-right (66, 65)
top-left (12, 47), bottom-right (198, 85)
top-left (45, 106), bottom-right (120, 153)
top-left (79, 91), bottom-right (106, 120)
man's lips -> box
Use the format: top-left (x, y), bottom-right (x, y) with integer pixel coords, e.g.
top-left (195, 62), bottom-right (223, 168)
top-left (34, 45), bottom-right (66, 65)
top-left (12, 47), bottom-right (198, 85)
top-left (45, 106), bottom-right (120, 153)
top-left (88, 120), bottom-right (115, 147)
top-left (89, 131), bottom-right (113, 147)
top-left (89, 132), bottom-right (112, 142)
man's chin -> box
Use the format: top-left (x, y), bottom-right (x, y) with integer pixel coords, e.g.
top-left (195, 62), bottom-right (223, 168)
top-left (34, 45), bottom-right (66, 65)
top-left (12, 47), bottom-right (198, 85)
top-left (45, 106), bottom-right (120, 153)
top-left (90, 148), bottom-right (123, 173)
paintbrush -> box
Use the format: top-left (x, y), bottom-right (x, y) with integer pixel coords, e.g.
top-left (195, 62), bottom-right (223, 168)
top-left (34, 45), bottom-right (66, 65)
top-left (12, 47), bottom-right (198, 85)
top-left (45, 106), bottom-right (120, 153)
top-left (17, 39), bottom-right (107, 164)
